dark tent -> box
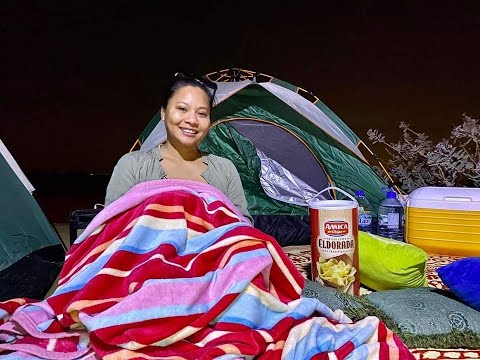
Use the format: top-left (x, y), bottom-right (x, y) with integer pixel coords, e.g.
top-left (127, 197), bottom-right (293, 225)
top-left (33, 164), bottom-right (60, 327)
top-left (0, 139), bottom-right (65, 300)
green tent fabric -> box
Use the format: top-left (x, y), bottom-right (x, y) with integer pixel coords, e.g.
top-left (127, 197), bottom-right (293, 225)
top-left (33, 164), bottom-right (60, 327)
top-left (200, 121), bottom-right (307, 216)
top-left (0, 139), bottom-right (65, 300)
top-left (206, 84), bottom-right (386, 214)
top-left (137, 72), bottom-right (387, 217)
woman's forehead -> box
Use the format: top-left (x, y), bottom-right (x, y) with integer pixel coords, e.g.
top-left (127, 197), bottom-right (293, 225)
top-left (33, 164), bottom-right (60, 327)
top-left (169, 85), bottom-right (210, 107)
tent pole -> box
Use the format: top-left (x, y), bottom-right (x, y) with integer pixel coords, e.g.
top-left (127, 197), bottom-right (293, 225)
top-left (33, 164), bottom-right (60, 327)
top-left (357, 141), bottom-right (406, 202)
top-left (129, 138), bottom-right (140, 153)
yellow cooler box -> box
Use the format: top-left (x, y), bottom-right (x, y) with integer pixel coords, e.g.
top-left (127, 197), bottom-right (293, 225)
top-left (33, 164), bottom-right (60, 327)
top-left (406, 186), bottom-right (480, 256)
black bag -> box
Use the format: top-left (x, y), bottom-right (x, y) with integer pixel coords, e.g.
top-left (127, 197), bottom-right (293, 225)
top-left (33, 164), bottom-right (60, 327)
top-left (69, 206), bottom-right (103, 245)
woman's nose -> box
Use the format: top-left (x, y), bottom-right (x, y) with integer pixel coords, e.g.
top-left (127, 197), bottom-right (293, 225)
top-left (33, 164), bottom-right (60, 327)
top-left (184, 112), bottom-right (199, 125)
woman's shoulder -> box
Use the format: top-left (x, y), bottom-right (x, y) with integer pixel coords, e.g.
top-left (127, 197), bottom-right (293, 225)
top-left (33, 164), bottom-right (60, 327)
top-left (205, 153), bottom-right (236, 169)
top-left (117, 148), bottom-right (159, 166)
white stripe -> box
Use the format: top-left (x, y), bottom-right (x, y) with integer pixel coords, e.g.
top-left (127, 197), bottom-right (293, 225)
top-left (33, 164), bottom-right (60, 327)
top-left (194, 330), bottom-right (232, 347)
top-left (266, 242), bottom-right (303, 294)
top-left (47, 338), bottom-right (57, 351)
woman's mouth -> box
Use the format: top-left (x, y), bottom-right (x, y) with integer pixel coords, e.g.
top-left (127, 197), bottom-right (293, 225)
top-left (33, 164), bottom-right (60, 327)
top-left (180, 127), bottom-right (198, 136)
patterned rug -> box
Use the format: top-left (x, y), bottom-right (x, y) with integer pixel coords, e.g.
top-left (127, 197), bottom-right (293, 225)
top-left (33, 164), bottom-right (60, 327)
top-left (282, 245), bottom-right (479, 359)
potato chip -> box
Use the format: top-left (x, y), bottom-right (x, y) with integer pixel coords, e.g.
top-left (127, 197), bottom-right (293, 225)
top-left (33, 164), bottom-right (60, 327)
top-left (316, 258), bottom-right (356, 291)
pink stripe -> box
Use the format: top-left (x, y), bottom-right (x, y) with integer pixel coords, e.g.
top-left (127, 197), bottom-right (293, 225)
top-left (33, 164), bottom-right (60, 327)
top-left (0, 342), bottom-right (91, 360)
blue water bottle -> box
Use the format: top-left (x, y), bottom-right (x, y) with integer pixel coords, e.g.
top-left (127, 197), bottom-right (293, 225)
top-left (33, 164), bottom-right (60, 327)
top-left (377, 189), bottom-right (405, 241)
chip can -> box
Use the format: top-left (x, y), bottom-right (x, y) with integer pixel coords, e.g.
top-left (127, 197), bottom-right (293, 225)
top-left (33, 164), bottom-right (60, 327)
top-left (308, 187), bottom-right (360, 296)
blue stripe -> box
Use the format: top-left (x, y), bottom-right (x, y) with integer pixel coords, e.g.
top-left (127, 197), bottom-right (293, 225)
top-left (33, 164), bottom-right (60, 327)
top-left (292, 327), bottom-right (351, 359)
top-left (344, 344), bottom-right (370, 359)
top-left (283, 319), bottom-right (376, 360)
top-left (0, 353), bottom-right (36, 360)
top-left (215, 306), bottom-right (298, 329)
top-left (37, 319), bottom-right (55, 331)
top-left (22, 305), bottom-right (39, 313)
top-left (348, 322), bottom-right (377, 348)
top-left (213, 355), bottom-right (244, 360)
top-left (77, 334), bottom-right (90, 350)
top-left (118, 225), bottom-right (187, 254)
top-left (202, 194), bottom-right (218, 204)
top-left (114, 222), bottom-right (246, 256)
top-left (53, 251), bottom-right (114, 295)
top-left (181, 223), bottom-right (247, 254)
top-left (216, 295), bottom-right (340, 331)
top-left (215, 294), bottom-right (306, 330)
top-left (54, 282), bottom-right (85, 295)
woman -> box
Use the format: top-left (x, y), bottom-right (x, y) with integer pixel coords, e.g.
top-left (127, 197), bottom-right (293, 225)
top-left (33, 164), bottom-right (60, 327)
top-left (105, 73), bottom-right (252, 223)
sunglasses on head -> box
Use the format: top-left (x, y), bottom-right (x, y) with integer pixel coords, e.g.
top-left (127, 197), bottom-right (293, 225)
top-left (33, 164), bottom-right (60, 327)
top-left (174, 72), bottom-right (218, 98)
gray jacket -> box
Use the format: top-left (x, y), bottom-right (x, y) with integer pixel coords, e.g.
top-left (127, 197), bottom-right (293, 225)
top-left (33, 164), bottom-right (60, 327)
top-left (105, 147), bottom-right (252, 223)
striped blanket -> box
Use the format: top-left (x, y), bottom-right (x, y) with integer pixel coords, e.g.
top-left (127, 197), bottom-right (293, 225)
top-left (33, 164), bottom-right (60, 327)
top-left (0, 180), bottom-right (413, 359)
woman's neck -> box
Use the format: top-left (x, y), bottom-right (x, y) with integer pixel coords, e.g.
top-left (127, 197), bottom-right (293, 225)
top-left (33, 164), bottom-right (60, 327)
top-left (160, 141), bottom-right (202, 162)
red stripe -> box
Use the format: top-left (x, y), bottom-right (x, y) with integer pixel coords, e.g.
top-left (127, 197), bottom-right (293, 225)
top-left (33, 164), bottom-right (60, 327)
top-left (378, 319), bottom-right (388, 342)
top-left (334, 340), bottom-right (355, 360)
top-left (311, 352), bottom-right (330, 360)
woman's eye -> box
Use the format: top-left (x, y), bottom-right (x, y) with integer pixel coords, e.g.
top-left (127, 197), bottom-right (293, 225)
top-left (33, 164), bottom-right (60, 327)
top-left (198, 112), bottom-right (208, 117)
top-left (177, 106), bottom-right (187, 112)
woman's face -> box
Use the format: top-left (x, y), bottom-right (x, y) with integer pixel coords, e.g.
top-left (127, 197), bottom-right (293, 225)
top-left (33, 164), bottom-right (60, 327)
top-left (164, 85), bottom-right (211, 150)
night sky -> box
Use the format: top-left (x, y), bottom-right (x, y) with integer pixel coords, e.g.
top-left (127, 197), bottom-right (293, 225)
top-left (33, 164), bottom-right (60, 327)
top-left (3, 1), bottom-right (480, 175)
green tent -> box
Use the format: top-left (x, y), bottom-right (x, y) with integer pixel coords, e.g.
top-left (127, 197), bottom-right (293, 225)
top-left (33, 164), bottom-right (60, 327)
top-left (136, 69), bottom-right (387, 244)
top-left (0, 139), bottom-right (65, 300)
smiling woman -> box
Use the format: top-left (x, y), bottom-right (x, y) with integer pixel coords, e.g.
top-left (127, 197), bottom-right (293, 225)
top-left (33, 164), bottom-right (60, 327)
top-left (160, 85), bottom-right (211, 181)
top-left (104, 73), bottom-right (252, 223)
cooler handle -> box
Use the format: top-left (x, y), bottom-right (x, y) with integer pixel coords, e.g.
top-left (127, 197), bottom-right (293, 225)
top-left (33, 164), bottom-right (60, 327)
top-left (406, 196), bottom-right (473, 207)
top-left (308, 186), bottom-right (357, 204)
top-left (443, 196), bottom-right (472, 202)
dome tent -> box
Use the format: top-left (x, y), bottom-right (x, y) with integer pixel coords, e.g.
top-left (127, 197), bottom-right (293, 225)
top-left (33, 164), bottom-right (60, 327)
top-left (134, 69), bottom-right (387, 245)
top-left (0, 139), bottom-right (65, 300)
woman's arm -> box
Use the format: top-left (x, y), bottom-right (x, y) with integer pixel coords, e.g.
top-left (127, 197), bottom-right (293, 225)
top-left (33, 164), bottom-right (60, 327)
top-left (225, 162), bottom-right (254, 225)
top-left (104, 153), bottom-right (137, 206)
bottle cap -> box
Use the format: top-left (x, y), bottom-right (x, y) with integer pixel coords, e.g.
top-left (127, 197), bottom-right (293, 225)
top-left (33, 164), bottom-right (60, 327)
top-left (355, 190), bottom-right (365, 196)
top-left (387, 190), bottom-right (397, 199)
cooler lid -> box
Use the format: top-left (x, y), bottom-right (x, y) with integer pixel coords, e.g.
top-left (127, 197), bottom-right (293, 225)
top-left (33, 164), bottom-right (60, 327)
top-left (408, 186), bottom-right (480, 211)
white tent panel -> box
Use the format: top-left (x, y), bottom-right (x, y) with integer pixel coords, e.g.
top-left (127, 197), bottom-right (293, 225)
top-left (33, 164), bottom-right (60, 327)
top-left (140, 120), bottom-right (167, 152)
top-left (0, 139), bottom-right (35, 194)
top-left (259, 82), bottom-right (366, 162)
top-left (215, 80), bottom-right (252, 105)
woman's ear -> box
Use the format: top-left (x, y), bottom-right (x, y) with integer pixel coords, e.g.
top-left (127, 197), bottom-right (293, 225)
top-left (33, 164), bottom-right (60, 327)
top-left (160, 107), bottom-right (165, 120)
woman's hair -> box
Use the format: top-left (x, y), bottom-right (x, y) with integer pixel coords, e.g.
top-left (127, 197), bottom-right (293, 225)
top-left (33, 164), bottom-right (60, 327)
top-left (160, 73), bottom-right (217, 110)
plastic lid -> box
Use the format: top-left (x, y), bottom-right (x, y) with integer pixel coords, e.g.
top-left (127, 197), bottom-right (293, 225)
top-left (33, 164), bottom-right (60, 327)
top-left (355, 190), bottom-right (365, 196)
top-left (387, 190), bottom-right (397, 199)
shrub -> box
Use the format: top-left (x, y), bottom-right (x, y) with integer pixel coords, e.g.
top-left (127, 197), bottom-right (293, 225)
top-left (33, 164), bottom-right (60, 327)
top-left (367, 114), bottom-right (480, 193)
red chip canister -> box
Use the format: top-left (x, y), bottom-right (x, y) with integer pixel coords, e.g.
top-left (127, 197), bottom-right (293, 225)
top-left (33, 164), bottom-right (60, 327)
top-left (308, 187), bottom-right (360, 296)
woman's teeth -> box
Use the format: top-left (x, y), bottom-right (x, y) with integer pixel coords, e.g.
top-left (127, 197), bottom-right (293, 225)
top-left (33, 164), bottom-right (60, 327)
top-left (181, 128), bottom-right (197, 135)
